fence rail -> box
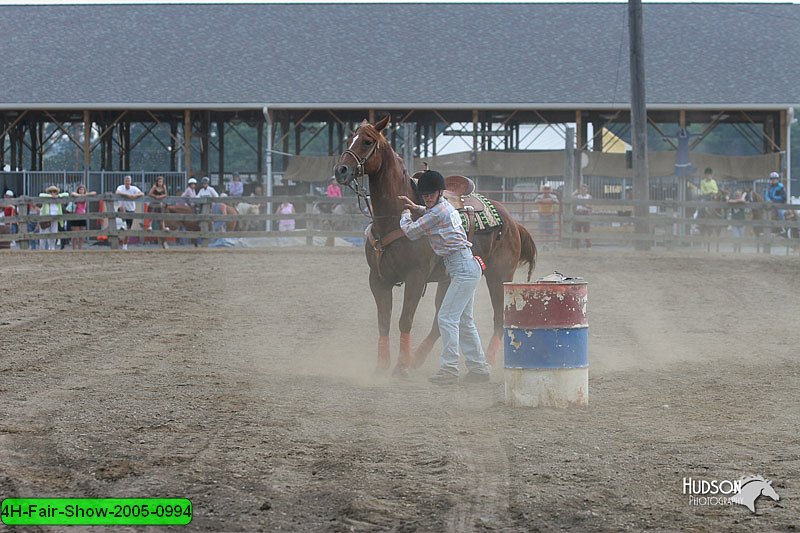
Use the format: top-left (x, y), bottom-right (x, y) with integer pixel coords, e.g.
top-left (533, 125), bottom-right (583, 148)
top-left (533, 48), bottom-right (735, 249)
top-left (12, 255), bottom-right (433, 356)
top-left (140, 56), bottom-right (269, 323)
top-left (1, 192), bottom-right (798, 252)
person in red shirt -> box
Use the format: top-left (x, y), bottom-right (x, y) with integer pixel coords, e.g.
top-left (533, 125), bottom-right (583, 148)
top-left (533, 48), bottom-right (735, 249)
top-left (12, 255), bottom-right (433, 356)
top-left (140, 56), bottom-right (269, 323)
top-left (3, 190), bottom-right (17, 236)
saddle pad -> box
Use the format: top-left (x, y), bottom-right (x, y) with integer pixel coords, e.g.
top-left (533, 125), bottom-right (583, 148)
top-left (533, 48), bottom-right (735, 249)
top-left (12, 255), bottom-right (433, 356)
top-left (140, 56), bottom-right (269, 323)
top-left (458, 193), bottom-right (503, 233)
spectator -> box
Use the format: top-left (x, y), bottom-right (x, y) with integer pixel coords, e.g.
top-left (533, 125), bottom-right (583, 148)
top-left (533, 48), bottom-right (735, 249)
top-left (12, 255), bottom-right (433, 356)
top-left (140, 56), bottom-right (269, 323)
top-left (197, 176), bottom-right (219, 198)
top-left (115, 175), bottom-right (144, 250)
top-left (3, 190), bottom-right (17, 235)
top-left (700, 167), bottom-right (719, 199)
top-left (765, 171), bottom-right (787, 230)
top-left (277, 201), bottom-right (295, 232)
top-left (571, 183), bottom-right (593, 249)
top-left (326, 176), bottom-right (342, 199)
top-left (148, 176), bottom-right (169, 249)
top-left (727, 188), bottom-right (747, 253)
top-left (69, 184), bottom-right (97, 250)
top-left (228, 173), bottom-right (244, 197)
top-left (38, 185), bottom-right (69, 250)
top-left (179, 177), bottom-right (198, 208)
top-left (533, 184), bottom-right (559, 238)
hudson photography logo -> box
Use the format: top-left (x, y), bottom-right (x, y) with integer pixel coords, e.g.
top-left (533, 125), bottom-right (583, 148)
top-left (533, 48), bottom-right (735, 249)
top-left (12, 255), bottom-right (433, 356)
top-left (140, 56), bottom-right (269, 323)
top-left (683, 475), bottom-right (780, 513)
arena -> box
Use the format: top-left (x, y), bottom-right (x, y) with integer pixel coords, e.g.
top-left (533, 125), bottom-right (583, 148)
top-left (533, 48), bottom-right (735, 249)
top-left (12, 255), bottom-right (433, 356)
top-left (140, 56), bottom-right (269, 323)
top-left (0, 247), bottom-right (797, 531)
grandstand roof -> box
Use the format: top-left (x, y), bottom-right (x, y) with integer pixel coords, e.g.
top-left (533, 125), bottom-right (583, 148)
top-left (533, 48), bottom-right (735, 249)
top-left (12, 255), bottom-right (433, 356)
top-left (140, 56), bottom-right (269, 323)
top-left (1, 2), bottom-right (798, 110)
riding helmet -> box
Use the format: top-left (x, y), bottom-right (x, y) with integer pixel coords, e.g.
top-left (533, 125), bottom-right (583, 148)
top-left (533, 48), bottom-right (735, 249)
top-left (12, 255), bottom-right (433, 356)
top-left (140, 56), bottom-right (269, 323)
top-left (417, 170), bottom-right (446, 195)
top-left (769, 172), bottom-right (780, 179)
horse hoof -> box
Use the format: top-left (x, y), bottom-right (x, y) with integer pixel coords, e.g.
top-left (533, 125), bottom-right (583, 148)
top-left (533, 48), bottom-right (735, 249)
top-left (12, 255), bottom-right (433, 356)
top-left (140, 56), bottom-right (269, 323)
top-left (373, 366), bottom-right (390, 377)
top-left (391, 365), bottom-right (411, 379)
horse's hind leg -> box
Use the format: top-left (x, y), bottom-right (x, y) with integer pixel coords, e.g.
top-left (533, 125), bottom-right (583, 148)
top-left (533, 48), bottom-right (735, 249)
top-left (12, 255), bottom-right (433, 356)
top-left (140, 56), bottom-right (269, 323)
top-left (485, 272), bottom-right (509, 367)
top-left (370, 271), bottom-right (394, 374)
top-left (412, 280), bottom-right (448, 369)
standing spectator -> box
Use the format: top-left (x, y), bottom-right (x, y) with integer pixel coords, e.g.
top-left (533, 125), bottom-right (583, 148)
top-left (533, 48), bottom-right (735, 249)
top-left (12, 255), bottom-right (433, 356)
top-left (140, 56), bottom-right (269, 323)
top-left (3, 190), bottom-right (17, 236)
top-left (228, 173), bottom-right (244, 197)
top-left (765, 171), bottom-right (787, 231)
top-left (398, 170), bottom-right (491, 385)
top-left (115, 175), bottom-right (144, 250)
top-left (727, 188), bottom-right (747, 253)
top-left (326, 176), bottom-right (342, 199)
top-left (38, 185), bottom-right (69, 250)
top-left (277, 201), bottom-right (295, 232)
top-left (533, 184), bottom-right (559, 238)
top-left (148, 175), bottom-right (169, 249)
top-left (571, 183), bottom-right (593, 249)
top-left (69, 184), bottom-right (97, 250)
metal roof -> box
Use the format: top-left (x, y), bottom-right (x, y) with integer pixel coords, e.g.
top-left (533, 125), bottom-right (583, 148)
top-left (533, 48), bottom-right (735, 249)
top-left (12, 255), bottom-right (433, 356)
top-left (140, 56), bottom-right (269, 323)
top-left (1, 3), bottom-right (798, 110)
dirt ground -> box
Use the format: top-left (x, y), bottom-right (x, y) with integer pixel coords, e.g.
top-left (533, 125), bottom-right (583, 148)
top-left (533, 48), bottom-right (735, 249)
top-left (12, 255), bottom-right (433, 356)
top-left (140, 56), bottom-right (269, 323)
top-left (0, 246), bottom-right (798, 532)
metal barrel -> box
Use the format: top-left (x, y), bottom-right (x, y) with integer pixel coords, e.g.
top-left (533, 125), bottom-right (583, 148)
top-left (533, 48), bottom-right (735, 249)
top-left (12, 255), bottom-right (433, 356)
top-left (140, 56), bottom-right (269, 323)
top-left (503, 272), bottom-right (588, 408)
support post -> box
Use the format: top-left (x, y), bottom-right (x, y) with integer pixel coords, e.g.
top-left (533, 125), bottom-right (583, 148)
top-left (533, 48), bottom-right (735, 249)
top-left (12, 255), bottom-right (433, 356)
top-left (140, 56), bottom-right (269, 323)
top-left (629, 0), bottom-right (651, 251)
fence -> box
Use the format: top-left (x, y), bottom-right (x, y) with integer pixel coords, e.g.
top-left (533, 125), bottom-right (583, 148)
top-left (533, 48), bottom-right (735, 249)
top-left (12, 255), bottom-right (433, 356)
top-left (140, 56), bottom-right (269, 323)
top-left (0, 194), bottom-right (367, 250)
top-left (1, 190), bottom-right (797, 253)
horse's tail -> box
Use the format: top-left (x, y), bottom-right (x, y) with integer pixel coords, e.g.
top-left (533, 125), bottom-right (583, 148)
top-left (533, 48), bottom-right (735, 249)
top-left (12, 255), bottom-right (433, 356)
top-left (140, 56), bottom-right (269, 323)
top-left (517, 223), bottom-right (538, 282)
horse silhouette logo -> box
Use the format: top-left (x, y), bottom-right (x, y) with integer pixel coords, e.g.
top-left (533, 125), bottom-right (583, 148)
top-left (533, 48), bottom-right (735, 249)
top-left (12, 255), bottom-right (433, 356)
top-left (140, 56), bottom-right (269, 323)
top-left (729, 476), bottom-right (780, 513)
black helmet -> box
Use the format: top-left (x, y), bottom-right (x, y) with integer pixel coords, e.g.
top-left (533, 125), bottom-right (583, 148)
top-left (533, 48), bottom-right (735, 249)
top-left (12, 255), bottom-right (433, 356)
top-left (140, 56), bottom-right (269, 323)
top-left (417, 170), bottom-right (446, 194)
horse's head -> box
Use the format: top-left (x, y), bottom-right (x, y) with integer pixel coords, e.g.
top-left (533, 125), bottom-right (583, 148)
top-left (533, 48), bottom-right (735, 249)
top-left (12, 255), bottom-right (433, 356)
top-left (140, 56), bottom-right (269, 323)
top-left (335, 115), bottom-right (391, 186)
top-left (760, 479), bottom-right (780, 501)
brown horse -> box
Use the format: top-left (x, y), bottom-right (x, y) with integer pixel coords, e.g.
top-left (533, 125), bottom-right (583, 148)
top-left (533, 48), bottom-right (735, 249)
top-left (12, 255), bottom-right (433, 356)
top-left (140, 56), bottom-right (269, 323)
top-left (746, 189), bottom-right (768, 252)
top-left (164, 202), bottom-right (238, 244)
top-left (334, 116), bottom-right (537, 375)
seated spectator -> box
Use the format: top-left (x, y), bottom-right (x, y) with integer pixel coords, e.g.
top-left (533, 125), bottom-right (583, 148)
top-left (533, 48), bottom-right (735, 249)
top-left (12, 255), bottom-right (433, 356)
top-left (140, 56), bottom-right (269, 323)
top-left (229, 173), bottom-right (244, 197)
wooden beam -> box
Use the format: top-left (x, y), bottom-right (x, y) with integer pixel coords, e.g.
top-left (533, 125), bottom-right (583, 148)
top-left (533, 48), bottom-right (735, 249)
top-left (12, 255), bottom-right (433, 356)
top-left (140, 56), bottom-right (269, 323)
top-left (83, 110), bottom-right (91, 170)
top-left (184, 110), bottom-right (191, 176)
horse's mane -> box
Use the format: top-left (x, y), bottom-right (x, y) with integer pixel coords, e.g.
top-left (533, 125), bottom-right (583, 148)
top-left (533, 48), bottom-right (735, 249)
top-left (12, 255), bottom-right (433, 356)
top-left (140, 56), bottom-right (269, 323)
top-left (740, 475), bottom-right (768, 486)
top-left (359, 123), bottom-right (389, 149)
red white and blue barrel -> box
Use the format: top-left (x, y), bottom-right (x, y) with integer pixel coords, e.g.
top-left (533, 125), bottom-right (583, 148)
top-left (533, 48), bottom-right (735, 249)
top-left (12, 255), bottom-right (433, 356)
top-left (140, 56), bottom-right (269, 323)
top-left (503, 273), bottom-right (588, 407)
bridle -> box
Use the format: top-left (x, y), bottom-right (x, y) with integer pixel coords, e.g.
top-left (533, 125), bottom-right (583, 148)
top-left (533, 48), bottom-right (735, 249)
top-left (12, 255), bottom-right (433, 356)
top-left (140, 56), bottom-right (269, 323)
top-left (338, 131), bottom-right (382, 219)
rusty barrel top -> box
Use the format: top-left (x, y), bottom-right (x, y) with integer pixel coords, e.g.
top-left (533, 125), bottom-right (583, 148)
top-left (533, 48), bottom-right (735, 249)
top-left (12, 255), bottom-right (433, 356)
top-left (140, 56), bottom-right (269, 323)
top-left (503, 278), bottom-right (587, 330)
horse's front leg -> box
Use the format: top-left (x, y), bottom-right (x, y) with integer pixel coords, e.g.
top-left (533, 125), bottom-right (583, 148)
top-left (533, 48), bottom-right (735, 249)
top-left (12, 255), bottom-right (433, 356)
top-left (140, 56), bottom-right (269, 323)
top-left (395, 271), bottom-right (428, 377)
top-left (370, 270), bottom-right (394, 374)
top-left (413, 280), bottom-right (448, 369)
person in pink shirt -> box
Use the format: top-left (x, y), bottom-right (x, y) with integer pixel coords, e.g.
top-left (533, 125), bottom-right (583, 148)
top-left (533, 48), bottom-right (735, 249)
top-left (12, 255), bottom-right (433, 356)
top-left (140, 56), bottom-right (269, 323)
top-left (69, 184), bottom-right (97, 250)
top-left (326, 176), bottom-right (342, 199)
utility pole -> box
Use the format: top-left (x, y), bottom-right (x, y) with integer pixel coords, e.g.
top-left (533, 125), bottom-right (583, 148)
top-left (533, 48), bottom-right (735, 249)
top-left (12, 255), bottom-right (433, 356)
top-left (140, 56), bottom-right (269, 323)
top-left (629, 0), bottom-right (651, 251)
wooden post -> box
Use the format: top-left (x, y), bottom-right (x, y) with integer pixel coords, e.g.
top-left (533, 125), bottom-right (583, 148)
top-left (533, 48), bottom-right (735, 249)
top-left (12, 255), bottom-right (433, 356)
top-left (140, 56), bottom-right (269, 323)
top-left (305, 201), bottom-right (314, 246)
top-left (18, 201), bottom-right (29, 250)
top-left (83, 110), bottom-right (91, 170)
top-left (629, 0), bottom-right (651, 251)
top-left (200, 197), bottom-right (211, 248)
top-left (183, 110), bottom-right (191, 177)
top-left (563, 127), bottom-right (575, 248)
top-left (105, 193), bottom-right (120, 250)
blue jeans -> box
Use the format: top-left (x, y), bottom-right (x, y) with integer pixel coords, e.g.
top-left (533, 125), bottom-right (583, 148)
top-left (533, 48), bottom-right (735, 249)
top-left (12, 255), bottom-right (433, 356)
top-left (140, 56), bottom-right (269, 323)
top-left (438, 248), bottom-right (490, 375)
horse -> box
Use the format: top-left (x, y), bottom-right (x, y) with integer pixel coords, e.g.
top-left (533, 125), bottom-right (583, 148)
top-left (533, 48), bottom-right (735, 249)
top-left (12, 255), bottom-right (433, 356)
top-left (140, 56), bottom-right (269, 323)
top-left (697, 190), bottom-right (728, 252)
top-left (236, 201), bottom-right (261, 231)
top-left (165, 201), bottom-right (238, 245)
top-left (730, 475), bottom-right (780, 514)
top-left (745, 189), bottom-right (769, 252)
top-left (334, 116), bottom-right (537, 375)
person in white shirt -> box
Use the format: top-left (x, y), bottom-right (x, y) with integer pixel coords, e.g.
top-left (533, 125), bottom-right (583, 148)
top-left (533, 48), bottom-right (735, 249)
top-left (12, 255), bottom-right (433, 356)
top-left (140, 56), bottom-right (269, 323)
top-left (196, 177), bottom-right (219, 198)
top-left (114, 175), bottom-right (144, 250)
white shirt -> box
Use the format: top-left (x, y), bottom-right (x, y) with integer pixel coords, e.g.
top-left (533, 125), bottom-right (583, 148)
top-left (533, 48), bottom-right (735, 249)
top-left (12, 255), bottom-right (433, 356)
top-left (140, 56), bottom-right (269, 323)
top-left (115, 184), bottom-right (143, 211)
top-left (197, 186), bottom-right (219, 198)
